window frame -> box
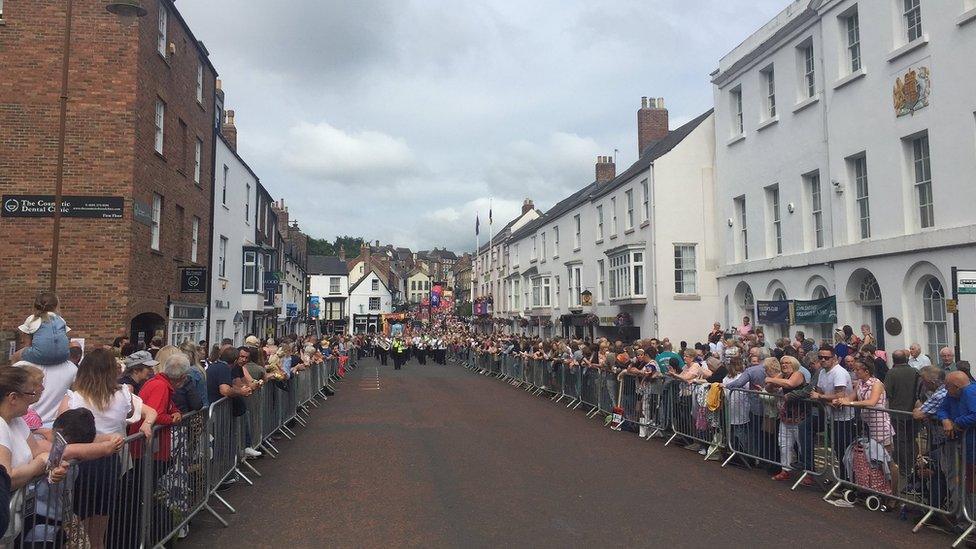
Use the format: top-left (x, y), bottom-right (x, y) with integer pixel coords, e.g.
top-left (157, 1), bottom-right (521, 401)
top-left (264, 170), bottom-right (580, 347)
top-left (218, 236), bottom-right (227, 278)
top-left (731, 86), bottom-right (744, 135)
top-left (735, 196), bottom-right (748, 261)
top-left (625, 189), bottom-right (635, 229)
top-left (243, 250), bottom-right (257, 292)
top-left (641, 179), bottom-right (649, 222)
top-left (768, 185), bottom-right (782, 255)
top-left (151, 193), bottom-right (162, 251)
top-left (846, 10), bottom-right (861, 73)
top-left (596, 204), bottom-right (604, 240)
top-left (371, 278), bottom-right (380, 291)
top-left (190, 216), bottom-right (200, 263)
top-left (221, 165), bottom-right (229, 206)
top-left (853, 155), bottom-right (871, 239)
top-left (193, 138), bottom-right (202, 184)
top-left (154, 99), bottom-right (165, 155)
top-left (369, 297), bottom-right (381, 311)
top-left (911, 134), bottom-right (934, 229)
top-left (808, 172), bottom-right (824, 249)
top-left (196, 62), bottom-right (204, 103)
top-left (674, 244), bottom-right (698, 295)
top-left (762, 66), bottom-right (776, 119)
top-left (904, 0), bottom-right (923, 43)
top-left (157, 5), bottom-right (168, 57)
top-left (597, 259), bottom-right (605, 303)
top-left (573, 214), bottom-right (581, 249)
top-left (610, 197), bottom-right (618, 235)
top-left (607, 248), bottom-right (645, 300)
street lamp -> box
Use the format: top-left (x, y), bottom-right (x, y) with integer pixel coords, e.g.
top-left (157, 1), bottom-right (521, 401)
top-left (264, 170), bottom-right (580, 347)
top-left (49, 1), bottom-right (147, 293)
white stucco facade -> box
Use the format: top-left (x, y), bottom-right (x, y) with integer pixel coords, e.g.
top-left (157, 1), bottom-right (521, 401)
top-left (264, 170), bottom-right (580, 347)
top-left (712, 0), bottom-right (976, 358)
top-left (348, 269), bottom-right (393, 334)
top-left (210, 135), bottom-right (259, 347)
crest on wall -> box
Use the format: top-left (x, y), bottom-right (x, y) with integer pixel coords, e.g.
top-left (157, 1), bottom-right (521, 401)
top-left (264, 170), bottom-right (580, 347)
top-left (893, 65), bottom-right (931, 117)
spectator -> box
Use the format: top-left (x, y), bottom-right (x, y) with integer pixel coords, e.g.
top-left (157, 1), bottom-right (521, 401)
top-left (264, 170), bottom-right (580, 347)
top-left (11, 292), bottom-right (70, 367)
top-left (859, 343), bottom-right (888, 382)
top-left (120, 350), bottom-right (158, 394)
top-left (737, 316), bottom-right (753, 337)
top-left (767, 355), bottom-right (808, 482)
top-left (68, 341), bottom-right (83, 367)
top-left (809, 345), bottom-right (855, 474)
top-left (937, 371), bottom-right (976, 513)
top-left (908, 343), bottom-right (932, 370)
top-left (939, 346), bottom-right (957, 372)
top-left (837, 360), bottom-right (894, 448)
top-left (59, 347), bottom-right (155, 549)
top-left (147, 337), bottom-right (163, 359)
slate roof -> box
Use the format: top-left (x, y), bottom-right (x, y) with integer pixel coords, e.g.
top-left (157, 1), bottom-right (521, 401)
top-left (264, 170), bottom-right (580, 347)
top-left (307, 255), bottom-right (347, 276)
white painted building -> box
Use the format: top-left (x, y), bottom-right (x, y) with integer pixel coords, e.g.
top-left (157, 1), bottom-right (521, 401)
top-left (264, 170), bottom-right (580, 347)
top-left (307, 255), bottom-right (349, 335)
top-left (210, 131), bottom-right (260, 347)
top-left (348, 267), bottom-right (393, 334)
top-left (473, 200), bottom-right (541, 314)
top-left (407, 266), bottom-right (431, 304)
top-left (712, 0), bottom-right (976, 358)
top-left (485, 99), bottom-right (719, 343)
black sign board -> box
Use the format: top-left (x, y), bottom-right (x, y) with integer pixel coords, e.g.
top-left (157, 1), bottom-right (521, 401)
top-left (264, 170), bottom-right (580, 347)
top-left (180, 267), bottom-right (207, 293)
top-left (1, 195), bottom-right (123, 219)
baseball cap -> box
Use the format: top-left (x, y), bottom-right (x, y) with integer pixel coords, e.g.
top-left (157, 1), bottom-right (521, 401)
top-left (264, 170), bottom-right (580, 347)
top-left (244, 335), bottom-right (261, 347)
top-left (124, 350), bottom-right (159, 369)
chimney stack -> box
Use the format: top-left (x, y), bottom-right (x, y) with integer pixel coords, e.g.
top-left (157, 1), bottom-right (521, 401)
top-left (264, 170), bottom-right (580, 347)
top-left (222, 109), bottom-right (237, 151)
top-left (595, 155), bottom-right (616, 184)
top-left (522, 198), bottom-right (535, 215)
top-left (637, 96), bottom-right (668, 156)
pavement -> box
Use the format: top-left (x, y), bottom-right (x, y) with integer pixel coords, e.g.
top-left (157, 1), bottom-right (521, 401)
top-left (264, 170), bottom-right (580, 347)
top-left (180, 356), bottom-right (948, 548)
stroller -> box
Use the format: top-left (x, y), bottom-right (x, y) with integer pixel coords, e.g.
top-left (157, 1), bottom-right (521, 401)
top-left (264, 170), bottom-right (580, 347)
top-left (838, 436), bottom-right (893, 511)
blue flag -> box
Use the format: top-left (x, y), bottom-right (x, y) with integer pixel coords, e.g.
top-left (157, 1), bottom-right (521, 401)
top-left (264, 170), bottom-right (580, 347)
top-left (475, 215), bottom-right (480, 236)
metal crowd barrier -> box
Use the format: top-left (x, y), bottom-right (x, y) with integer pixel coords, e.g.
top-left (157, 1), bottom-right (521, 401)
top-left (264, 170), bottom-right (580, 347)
top-left (821, 403), bottom-right (956, 532)
top-left (449, 353), bottom-right (976, 545)
top-left (6, 353), bottom-right (338, 548)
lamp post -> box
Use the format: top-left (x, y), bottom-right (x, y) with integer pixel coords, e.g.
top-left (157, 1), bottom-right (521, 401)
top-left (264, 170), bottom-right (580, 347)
top-left (49, 0), bottom-right (147, 293)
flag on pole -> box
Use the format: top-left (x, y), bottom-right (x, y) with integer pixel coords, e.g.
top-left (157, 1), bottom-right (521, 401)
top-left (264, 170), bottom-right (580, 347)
top-left (475, 215), bottom-right (480, 236)
top-left (489, 205), bottom-right (493, 225)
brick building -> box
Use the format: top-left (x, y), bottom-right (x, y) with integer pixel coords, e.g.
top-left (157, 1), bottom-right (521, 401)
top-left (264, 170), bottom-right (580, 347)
top-left (0, 0), bottom-right (218, 358)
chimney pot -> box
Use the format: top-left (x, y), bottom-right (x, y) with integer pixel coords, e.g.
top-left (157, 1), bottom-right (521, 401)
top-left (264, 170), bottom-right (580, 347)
top-left (221, 109), bottom-right (238, 151)
top-left (216, 79), bottom-right (222, 91)
top-left (641, 96), bottom-right (648, 108)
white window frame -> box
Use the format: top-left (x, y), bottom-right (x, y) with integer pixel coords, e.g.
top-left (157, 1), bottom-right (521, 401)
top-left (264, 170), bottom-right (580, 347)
top-left (607, 248), bottom-right (645, 300)
top-left (154, 100), bottom-right (165, 154)
top-left (513, 278), bottom-right (521, 310)
top-left (809, 173), bottom-right (824, 249)
top-left (768, 185), bottom-right (782, 255)
top-left (597, 259), bottom-right (605, 303)
top-left (610, 197), bottom-right (618, 235)
top-left (596, 204), bottom-right (604, 240)
top-left (221, 165), bottom-right (228, 206)
top-left (552, 226), bottom-right (559, 258)
top-left (735, 196), bottom-right (748, 261)
top-left (641, 179), bottom-right (649, 222)
top-left (801, 43), bottom-right (816, 99)
top-left (190, 216), bottom-right (200, 262)
top-left (674, 244), bottom-right (698, 295)
top-left (911, 134), bottom-right (934, 229)
top-left (157, 5), bottom-right (168, 57)
top-left (845, 10), bottom-right (861, 73)
top-left (151, 193), bottom-right (162, 251)
top-left (853, 155), bottom-right (871, 239)
top-left (531, 276), bottom-right (551, 308)
top-left (369, 297), bottom-right (381, 311)
top-left (371, 278), bottom-right (380, 291)
top-left (762, 66), bottom-right (776, 119)
top-left (531, 236), bottom-right (537, 261)
top-left (245, 183), bottom-right (251, 223)
top-left (196, 62), bottom-right (204, 103)
top-left (193, 138), bottom-right (202, 183)
top-left (922, 277), bottom-right (949, 361)
top-left (625, 189), bottom-right (635, 229)
top-left (569, 265), bottom-right (582, 307)
top-left (540, 232), bottom-right (547, 260)
top-left (573, 214), bottom-right (581, 249)
top-left (731, 86), bottom-right (744, 135)
top-left (218, 236), bottom-right (227, 277)
top-left (243, 250), bottom-right (257, 292)
top-left (904, 0), bottom-right (922, 43)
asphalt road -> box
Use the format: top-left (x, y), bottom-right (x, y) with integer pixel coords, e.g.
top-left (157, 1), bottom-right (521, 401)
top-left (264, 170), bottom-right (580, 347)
top-left (181, 357), bottom-right (947, 548)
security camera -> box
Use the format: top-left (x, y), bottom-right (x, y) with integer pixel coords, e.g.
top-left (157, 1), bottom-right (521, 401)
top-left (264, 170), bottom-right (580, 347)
top-left (831, 179), bottom-right (841, 187)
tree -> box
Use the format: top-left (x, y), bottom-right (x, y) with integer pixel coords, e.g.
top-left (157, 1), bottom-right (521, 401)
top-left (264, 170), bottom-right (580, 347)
top-left (306, 235), bottom-right (364, 258)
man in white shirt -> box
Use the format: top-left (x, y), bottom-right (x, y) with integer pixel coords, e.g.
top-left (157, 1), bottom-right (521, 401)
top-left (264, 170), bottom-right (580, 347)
top-left (908, 343), bottom-right (932, 370)
top-left (809, 345), bottom-right (855, 477)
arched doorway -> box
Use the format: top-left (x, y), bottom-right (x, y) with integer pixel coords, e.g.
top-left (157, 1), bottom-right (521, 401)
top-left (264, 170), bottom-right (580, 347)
top-left (772, 287), bottom-right (788, 340)
top-left (130, 312), bottom-right (166, 348)
top-left (732, 281), bottom-right (754, 330)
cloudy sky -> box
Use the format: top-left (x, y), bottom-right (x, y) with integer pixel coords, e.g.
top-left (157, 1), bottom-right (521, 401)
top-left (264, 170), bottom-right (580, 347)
top-left (179, 0), bottom-right (787, 253)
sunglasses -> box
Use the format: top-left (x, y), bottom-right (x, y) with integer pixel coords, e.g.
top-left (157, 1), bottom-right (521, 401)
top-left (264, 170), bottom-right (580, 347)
top-left (818, 356), bottom-right (833, 361)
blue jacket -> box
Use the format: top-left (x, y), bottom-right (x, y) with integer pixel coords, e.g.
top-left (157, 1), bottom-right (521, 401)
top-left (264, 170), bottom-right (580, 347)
top-left (937, 383), bottom-right (976, 461)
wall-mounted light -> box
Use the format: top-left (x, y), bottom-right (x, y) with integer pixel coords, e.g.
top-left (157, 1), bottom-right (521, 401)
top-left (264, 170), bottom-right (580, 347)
top-left (787, 202), bottom-right (795, 214)
top-left (727, 218), bottom-right (734, 228)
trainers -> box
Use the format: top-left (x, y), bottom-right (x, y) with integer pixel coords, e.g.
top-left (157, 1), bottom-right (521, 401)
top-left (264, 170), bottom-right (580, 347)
top-left (800, 477), bottom-right (816, 487)
top-left (178, 526), bottom-right (189, 539)
top-left (698, 448), bottom-right (707, 456)
top-left (684, 443), bottom-right (702, 452)
top-left (771, 471), bottom-right (792, 481)
top-left (244, 447), bottom-right (262, 458)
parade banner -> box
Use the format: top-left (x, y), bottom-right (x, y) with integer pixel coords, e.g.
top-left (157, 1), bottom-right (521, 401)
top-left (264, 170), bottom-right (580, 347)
top-left (430, 284), bottom-right (443, 309)
top-left (308, 296), bottom-right (320, 318)
top-left (792, 296), bottom-right (837, 324)
top-left (756, 300), bottom-right (792, 325)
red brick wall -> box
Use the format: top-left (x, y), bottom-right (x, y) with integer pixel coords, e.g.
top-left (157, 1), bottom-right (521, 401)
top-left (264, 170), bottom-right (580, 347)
top-left (0, 0), bottom-right (216, 361)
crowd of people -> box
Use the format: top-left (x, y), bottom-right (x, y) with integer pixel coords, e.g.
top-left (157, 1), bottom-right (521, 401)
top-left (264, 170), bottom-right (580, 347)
top-left (0, 292), bottom-right (356, 547)
top-left (452, 314), bottom-right (975, 534)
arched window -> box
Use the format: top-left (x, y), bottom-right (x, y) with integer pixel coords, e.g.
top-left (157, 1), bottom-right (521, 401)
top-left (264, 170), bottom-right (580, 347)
top-left (743, 287), bottom-right (754, 309)
top-left (773, 289), bottom-right (787, 301)
top-left (922, 277), bottom-right (949, 361)
top-left (858, 273), bottom-right (882, 305)
top-left (814, 286), bottom-right (829, 300)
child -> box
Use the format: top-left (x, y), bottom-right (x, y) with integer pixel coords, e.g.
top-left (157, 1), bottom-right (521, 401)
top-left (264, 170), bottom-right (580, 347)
top-left (14, 292), bottom-right (70, 366)
top-left (20, 408), bottom-right (97, 547)
top-left (20, 366), bottom-right (45, 431)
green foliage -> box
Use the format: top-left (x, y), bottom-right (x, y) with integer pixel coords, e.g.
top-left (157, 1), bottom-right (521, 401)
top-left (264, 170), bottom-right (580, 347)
top-left (307, 235), bottom-right (365, 258)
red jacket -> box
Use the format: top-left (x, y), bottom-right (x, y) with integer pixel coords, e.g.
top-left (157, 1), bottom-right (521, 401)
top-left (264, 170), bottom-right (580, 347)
top-left (131, 375), bottom-right (180, 460)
